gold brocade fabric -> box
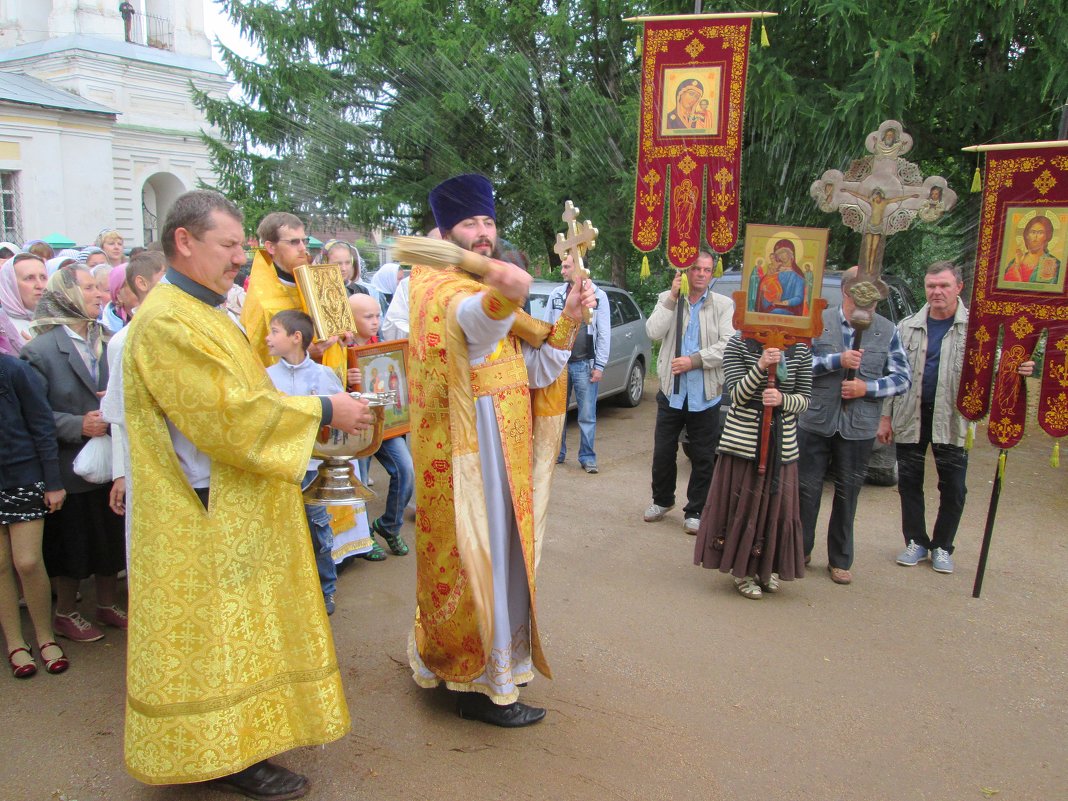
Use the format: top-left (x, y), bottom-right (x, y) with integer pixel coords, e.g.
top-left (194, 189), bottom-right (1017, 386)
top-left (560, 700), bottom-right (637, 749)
top-left (408, 266), bottom-right (570, 686)
top-left (241, 249), bottom-right (347, 384)
top-left (122, 285), bottom-right (350, 785)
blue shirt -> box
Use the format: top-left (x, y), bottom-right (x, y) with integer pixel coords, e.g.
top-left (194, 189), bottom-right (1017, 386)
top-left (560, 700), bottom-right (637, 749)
top-left (669, 290), bottom-right (720, 412)
top-left (922, 314), bottom-right (953, 404)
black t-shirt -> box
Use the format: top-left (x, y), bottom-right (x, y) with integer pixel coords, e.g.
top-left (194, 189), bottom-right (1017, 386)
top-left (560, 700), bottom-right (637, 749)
top-left (922, 314), bottom-right (954, 404)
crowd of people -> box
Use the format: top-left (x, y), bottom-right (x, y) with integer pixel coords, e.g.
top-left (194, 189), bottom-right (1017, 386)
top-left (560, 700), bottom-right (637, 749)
top-left (0, 174), bottom-right (1039, 800)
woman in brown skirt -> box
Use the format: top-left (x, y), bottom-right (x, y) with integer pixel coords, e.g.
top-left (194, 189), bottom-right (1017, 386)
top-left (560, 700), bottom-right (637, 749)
top-left (694, 333), bottom-right (812, 599)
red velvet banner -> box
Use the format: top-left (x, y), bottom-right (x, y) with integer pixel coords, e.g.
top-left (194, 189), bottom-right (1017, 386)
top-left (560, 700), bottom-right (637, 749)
top-left (631, 17), bottom-right (752, 267)
top-left (957, 144), bottom-right (1068, 447)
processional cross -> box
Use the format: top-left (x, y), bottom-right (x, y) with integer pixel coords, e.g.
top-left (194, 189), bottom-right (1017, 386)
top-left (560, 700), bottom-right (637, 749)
top-left (811, 119), bottom-right (957, 336)
top-left (553, 200), bottom-right (599, 324)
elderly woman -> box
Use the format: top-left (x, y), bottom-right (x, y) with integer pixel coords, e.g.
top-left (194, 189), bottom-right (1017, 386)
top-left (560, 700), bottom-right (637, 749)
top-left (0, 253), bottom-right (49, 344)
top-left (79, 247), bottom-right (108, 270)
top-left (95, 228), bottom-right (125, 268)
top-left (20, 266), bottom-right (126, 643)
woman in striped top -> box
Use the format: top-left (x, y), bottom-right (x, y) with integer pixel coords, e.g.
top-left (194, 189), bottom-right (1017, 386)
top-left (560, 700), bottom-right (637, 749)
top-left (694, 333), bottom-right (813, 599)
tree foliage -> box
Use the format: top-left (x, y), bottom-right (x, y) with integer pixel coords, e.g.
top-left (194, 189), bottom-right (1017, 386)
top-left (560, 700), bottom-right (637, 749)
top-left (199, 0), bottom-right (1068, 302)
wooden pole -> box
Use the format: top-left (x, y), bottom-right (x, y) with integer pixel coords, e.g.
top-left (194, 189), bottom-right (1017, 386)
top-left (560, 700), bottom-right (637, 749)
top-left (972, 451), bottom-right (1007, 599)
top-left (757, 367), bottom-right (776, 475)
top-left (961, 139), bottom-right (1068, 153)
top-left (624, 11), bottom-right (777, 22)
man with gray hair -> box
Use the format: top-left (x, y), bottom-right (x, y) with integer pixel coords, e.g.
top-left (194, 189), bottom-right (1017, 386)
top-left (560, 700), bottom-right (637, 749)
top-left (122, 190), bottom-right (372, 799)
top-left (878, 261), bottom-right (1031, 574)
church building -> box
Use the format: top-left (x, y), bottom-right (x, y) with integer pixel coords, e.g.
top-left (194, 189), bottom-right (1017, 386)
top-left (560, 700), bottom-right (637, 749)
top-left (0, 0), bottom-right (231, 246)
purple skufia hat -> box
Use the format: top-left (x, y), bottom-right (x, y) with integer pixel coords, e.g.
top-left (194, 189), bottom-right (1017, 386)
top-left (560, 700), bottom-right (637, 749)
top-left (428, 174), bottom-right (495, 233)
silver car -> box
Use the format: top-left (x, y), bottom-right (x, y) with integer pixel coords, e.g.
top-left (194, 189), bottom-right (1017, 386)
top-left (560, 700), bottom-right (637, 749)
top-left (526, 279), bottom-right (653, 408)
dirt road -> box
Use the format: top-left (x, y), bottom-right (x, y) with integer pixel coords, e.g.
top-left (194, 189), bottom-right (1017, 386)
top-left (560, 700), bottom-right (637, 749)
top-left (4, 382), bottom-right (1066, 800)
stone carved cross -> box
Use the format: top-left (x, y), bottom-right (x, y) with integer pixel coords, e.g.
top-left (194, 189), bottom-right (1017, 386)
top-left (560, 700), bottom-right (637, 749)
top-left (553, 200), bottom-right (599, 324)
top-left (810, 119), bottom-right (957, 333)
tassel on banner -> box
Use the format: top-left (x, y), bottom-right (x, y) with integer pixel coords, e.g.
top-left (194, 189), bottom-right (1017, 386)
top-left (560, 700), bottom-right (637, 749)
top-left (964, 422), bottom-right (975, 451)
top-left (640, 254), bottom-right (650, 282)
top-left (971, 162), bottom-right (982, 193)
top-left (680, 272), bottom-right (689, 296)
top-left (760, 18), bottom-right (770, 47)
top-left (635, 35), bottom-right (642, 58)
top-left (997, 450), bottom-right (1007, 479)
top-left (713, 253), bottom-right (723, 277)
top-left (1052, 441), bottom-right (1060, 468)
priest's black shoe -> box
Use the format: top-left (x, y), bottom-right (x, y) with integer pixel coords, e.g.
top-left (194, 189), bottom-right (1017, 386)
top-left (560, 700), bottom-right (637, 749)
top-left (208, 759), bottom-right (310, 800)
top-left (456, 691), bottom-right (546, 727)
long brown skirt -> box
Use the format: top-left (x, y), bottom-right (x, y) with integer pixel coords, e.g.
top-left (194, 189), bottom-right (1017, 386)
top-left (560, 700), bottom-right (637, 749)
top-left (693, 454), bottom-right (805, 583)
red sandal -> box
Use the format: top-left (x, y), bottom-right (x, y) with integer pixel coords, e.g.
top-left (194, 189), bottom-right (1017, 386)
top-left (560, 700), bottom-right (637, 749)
top-left (8, 645), bottom-right (37, 678)
top-left (38, 642), bottom-right (69, 675)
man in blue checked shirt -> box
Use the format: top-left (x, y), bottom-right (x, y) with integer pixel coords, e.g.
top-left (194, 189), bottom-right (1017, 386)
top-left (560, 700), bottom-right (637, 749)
top-left (543, 253), bottom-right (610, 473)
top-left (798, 266), bottom-right (911, 585)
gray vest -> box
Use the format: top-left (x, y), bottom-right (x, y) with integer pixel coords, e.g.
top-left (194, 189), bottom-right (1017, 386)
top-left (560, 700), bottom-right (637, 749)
top-left (799, 306), bottom-right (895, 441)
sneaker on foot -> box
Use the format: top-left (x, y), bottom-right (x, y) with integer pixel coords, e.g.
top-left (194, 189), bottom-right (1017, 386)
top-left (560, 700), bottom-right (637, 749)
top-left (643, 502), bottom-right (673, 522)
top-left (96, 605), bottom-right (128, 630)
top-left (54, 611), bottom-right (104, 642)
top-left (683, 516), bottom-right (700, 535)
top-left (896, 540), bottom-right (929, 566)
top-left (324, 594), bottom-right (336, 616)
top-left (931, 547), bottom-right (954, 573)
top-left (581, 463), bottom-right (598, 474)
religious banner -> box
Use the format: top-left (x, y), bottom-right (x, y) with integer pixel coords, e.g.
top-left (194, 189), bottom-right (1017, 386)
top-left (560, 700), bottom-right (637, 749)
top-left (630, 14), bottom-right (755, 266)
top-left (956, 142), bottom-right (1068, 448)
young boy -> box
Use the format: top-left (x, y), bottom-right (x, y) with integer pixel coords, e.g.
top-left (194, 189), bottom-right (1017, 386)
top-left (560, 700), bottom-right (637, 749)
top-left (346, 293), bottom-right (414, 560)
top-left (265, 309), bottom-right (343, 615)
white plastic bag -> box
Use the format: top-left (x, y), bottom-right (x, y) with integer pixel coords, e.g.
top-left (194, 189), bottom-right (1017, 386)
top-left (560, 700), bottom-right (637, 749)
top-left (73, 434), bottom-right (113, 484)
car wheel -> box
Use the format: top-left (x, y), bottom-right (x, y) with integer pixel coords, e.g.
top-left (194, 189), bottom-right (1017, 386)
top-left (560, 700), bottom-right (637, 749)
top-left (618, 360), bottom-right (645, 407)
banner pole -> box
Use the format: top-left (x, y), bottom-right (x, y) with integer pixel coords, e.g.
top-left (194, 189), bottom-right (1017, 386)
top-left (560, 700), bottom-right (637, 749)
top-left (972, 450), bottom-right (1007, 599)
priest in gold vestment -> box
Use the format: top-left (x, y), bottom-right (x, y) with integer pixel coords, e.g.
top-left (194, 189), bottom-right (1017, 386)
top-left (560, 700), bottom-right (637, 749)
top-left (408, 174), bottom-right (595, 727)
top-left (123, 191), bottom-right (373, 799)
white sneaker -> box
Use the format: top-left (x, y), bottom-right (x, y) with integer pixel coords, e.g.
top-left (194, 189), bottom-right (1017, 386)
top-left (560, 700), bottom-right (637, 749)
top-left (683, 517), bottom-right (700, 534)
top-left (643, 503), bottom-right (673, 522)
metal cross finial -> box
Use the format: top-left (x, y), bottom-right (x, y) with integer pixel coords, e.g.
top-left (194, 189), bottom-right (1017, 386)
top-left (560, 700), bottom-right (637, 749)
top-left (553, 200), bottom-right (599, 324)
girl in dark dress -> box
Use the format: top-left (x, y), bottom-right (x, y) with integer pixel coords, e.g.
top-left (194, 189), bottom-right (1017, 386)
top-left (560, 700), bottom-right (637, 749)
top-left (694, 334), bottom-right (812, 599)
top-left (0, 354), bottom-right (69, 676)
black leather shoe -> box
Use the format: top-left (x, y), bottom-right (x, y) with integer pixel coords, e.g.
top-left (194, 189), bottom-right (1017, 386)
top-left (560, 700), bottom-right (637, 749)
top-left (457, 692), bottom-right (546, 727)
top-left (209, 760), bottom-right (310, 800)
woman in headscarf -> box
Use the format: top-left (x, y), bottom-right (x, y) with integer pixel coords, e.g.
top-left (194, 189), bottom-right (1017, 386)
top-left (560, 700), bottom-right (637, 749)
top-left (22, 240), bottom-right (54, 262)
top-left (320, 239), bottom-right (383, 303)
top-left (46, 255), bottom-right (78, 277)
top-left (95, 228), bottom-right (125, 267)
top-left (0, 253), bottom-right (49, 343)
top-left (0, 308), bottom-right (21, 356)
top-left (79, 246), bottom-right (108, 270)
top-left (99, 264), bottom-right (129, 334)
top-left (19, 266), bottom-right (126, 644)
top-left (370, 261), bottom-right (404, 313)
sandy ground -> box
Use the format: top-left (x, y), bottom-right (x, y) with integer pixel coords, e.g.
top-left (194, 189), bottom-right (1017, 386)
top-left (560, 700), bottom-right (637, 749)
top-left (3, 379), bottom-right (1067, 801)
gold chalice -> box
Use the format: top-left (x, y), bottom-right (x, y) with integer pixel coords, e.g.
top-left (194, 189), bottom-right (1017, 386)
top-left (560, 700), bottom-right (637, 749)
top-left (302, 391), bottom-right (395, 505)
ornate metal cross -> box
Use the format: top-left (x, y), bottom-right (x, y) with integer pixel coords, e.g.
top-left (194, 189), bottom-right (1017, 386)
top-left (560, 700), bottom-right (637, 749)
top-left (810, 119), bottom-right (957, 334)
top-left (553, 200), bottom-right (599, 324)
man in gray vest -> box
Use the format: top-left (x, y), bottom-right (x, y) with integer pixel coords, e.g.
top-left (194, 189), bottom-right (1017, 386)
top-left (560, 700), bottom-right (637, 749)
top-left (798, 266), bottom-right (911, 584)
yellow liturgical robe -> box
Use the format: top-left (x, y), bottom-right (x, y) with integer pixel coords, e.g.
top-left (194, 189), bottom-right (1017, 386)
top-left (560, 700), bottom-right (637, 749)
top-left (240, 249), bottom-right (347, 382)
top-left (123, 283), bottom-right (350, 785)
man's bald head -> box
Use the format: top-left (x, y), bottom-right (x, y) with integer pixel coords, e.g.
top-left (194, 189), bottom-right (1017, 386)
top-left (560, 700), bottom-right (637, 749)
top-left (348, 292), bottom-right (381, 341)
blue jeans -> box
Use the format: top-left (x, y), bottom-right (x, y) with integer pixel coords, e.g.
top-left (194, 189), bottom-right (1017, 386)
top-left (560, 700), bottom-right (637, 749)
top-left (372, 436), bottom-right (414, 535)
top-left (302, 470), bottom-right (336, 597)
top-left (561, 360), bottom-right (599, 466)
